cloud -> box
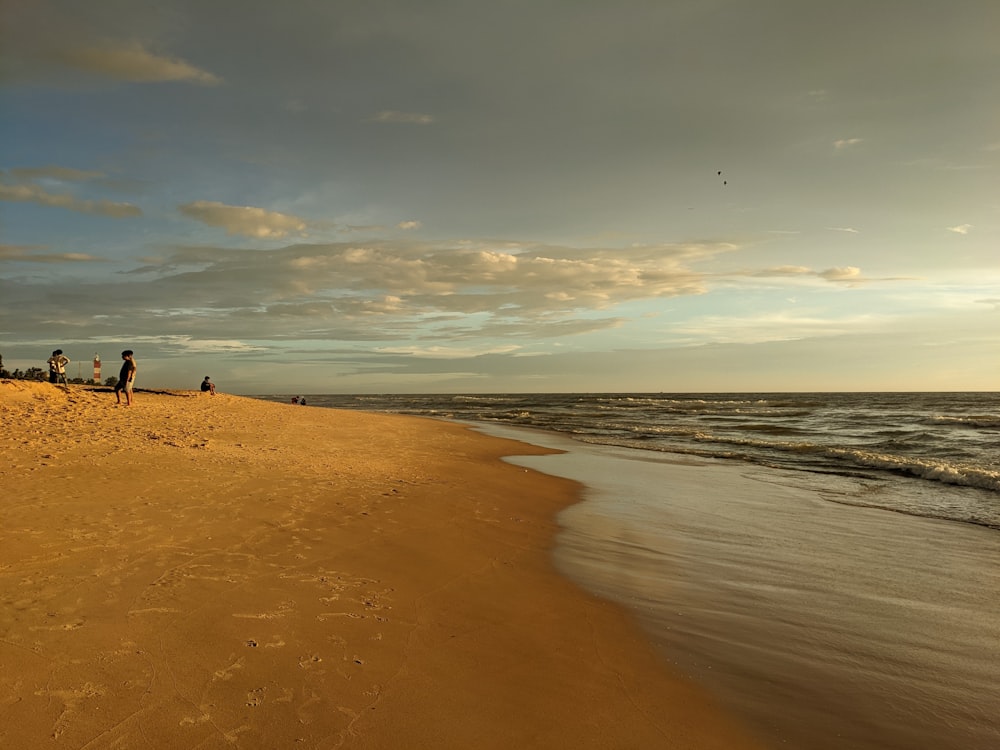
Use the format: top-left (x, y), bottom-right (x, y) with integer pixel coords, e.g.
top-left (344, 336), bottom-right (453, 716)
top-left (746, 265), bottom-right (916, 286)
top-left (56, 41), bottom-right (222, 85)
top-left (397, 220), bottom-right (423, 230)
top-left (671, 310), bottom-right (890, 345)
top-left (0, 244), bottom-right (104, 263)
top-left (0, 233), bottom-right (937, 383)
top-left (132, 241), bottom-right (897, 337)
top-left (750, 266), bottom-right (866, 283)
top-left (68, 239), bottom-right (738, 343)
top-left (2, 4), bottom-right (221, 88)
top-left (753, 266), bottom-right (813, 277)
top-left (0, 183), bottom-right (142, 217)
top-left (116, 336), bottom-right (267, 354)
top-left (368, 110), bottom-right (435, 125)
top-left (178, 201), bottom-right (313, 238)
top-left (818, 266), bottom-right (862, 281)
top-left (833, 138), bottom-right (863, 149)
top-left (826, 226), bottom-right (859, 234)
top-left (374, 344), bottom-right (522, 359)
top-left (947, 224), bottom-right (973, 235)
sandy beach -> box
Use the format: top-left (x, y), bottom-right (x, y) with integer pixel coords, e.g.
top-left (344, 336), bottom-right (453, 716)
top-left (0, 381), bottom-right (765, 749)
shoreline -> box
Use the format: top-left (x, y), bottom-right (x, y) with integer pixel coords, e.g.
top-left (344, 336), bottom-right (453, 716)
top-left (475, 423), bottom-right (1000, 750)
top-left (1, 381), bottom-right (765, 748)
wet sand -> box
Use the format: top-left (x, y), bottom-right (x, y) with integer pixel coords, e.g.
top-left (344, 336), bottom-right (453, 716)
top-left (0, 381), bottom-right (766, 749)
top-left (482, 424), bottom-right (1000, 750)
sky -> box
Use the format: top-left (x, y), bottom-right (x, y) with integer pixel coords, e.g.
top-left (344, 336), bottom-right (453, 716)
top-left (1, 0), bottom-right (998, 394)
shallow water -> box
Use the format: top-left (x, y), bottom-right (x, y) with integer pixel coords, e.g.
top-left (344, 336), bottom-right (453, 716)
top-left (479, 424), bottom-right (1000, 750)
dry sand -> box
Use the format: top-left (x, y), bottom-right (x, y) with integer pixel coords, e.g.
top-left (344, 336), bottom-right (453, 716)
top-left (1, 380), bottom-right (766, 749)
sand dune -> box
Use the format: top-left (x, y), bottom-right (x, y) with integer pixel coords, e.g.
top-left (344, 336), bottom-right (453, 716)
top-left (0, 380), bottom-right (763, 749)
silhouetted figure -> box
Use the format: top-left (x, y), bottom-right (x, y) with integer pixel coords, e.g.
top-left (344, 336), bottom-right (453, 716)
top-left (114, 350), bottom-right (137, 406)
top-left (47, 349), bottom-right (70, 385)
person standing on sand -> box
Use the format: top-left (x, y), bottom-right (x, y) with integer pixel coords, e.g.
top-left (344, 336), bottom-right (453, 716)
top-left (114, 350), bottom-right (136, 406)
top-left (47, 349), bottom-right (70, 385)
top-left (201, 376), bottom-right (216, 395)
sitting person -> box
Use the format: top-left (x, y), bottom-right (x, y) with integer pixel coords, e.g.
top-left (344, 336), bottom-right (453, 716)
top-left (201, 376), bottom-right (216, 395)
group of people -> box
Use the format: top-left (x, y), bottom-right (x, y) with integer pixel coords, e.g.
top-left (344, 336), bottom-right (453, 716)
top-left (46, 347), bottom-right (135, 404)
top-left (44, 348), bottom-right (218, 407)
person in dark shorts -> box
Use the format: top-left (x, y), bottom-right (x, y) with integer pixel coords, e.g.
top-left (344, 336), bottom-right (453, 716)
top-left (47, 349), bottom-right (70, 385)
top-left (114, 350), bottom-right (136, 406)
top-left (201, 376), bottom-right (216, 395)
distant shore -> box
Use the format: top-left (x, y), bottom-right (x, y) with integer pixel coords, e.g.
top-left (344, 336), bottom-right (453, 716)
top-left (0, 380), bottom-right (764, 749)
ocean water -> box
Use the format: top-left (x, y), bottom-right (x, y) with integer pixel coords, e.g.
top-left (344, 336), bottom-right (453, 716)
top-left (253, 392), bottom-right (1000, 749)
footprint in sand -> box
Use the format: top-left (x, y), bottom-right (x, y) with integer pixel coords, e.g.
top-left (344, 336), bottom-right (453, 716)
top-left (298, 654), bottom-right (322, 670)
top-left (212, 656), bottom-right (245, 682)
top-left (36, 682), bottom-right (107, 738)
top-left (179, 711), bottom-right (212, 727)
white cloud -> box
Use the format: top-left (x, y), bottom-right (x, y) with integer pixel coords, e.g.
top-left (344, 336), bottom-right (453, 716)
top-left (749, 266), bottom-right (868, 283)
top-left (672, 310), bottom-right (890, 345)
top-left (755, 266), bottom-right (813, 277)
top-left (0, 182), bottom-right (141, 217)
top-left (397, 220), bottom-right (423, 230)
top-left (86, 335), bottom-right (267, 355)
top-left (178, 201), bottom-right (312, 238)
top-left (947, 224), bottom-right (973, 235)
top-left (826, 226), bottom-right (859, 234)
top-left (360, 295), bottom-right (406, 314)
top-left (833, 138), bottom-right (863, 149)
top-left (374, 344), bottom-right (522, 358)
top-left (368, 110), bottom-right (435, 125)
top-left (0, 244), bottom-right (104, 263)
top-left (58, 41), bottom-right (222, 85)
top-left (113, 239), bottom-right (740, 333)
top-left (819, 266), bottom-right (862, 281)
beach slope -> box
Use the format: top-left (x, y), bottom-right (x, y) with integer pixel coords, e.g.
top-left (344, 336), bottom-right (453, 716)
top-left (0, 381), bottom-right (763, 749)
